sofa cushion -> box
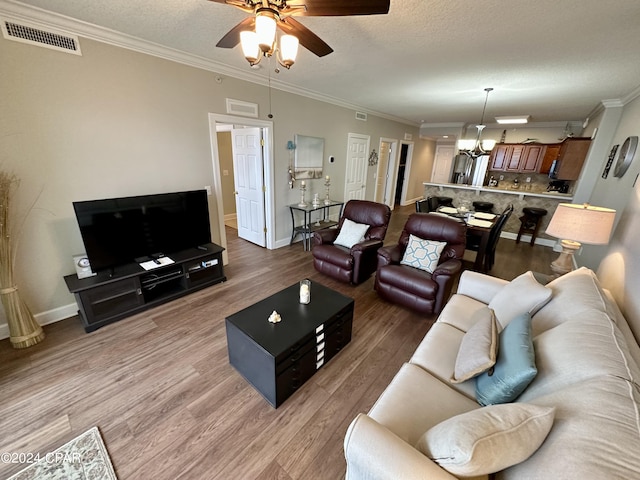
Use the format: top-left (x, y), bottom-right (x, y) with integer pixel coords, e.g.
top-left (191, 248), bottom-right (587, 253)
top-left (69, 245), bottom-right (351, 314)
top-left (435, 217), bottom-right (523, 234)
top-left (368, 363), bottom-right (479, 446)
top-left (400, 235), bottom-right (446, 273)
top-left (476, 312), bottom-right (537, 406)
top-left (499, 376), bottom-right (640, 480)
top-left (488, 271), bottom-right (552, 328)
top-left (451, 308), bottom-right (499, 383)
top-left (416, 403), bottom-right (555, 477)
top-left (334, 218), bottom-right (369, 248)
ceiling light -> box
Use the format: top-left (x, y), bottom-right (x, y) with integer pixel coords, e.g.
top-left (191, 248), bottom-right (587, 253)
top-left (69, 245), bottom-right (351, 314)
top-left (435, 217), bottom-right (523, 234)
top-left (239, 8), bottom-right (299, 70)
top-left (495, 116), bottom-right (530, 124)
top-left (458, 88), bottom-right (496, 158)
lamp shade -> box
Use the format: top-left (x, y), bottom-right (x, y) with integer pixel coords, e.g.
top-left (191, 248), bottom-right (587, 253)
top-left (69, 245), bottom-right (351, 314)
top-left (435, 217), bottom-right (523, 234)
top-left (545, 203), bottom-right (616, 245)
top-left (279, 34), bottom-right (299, 67)
top-left (240, 31), bottom-right (260, 64)
top-left (256, 13), bottom-right (277, 52)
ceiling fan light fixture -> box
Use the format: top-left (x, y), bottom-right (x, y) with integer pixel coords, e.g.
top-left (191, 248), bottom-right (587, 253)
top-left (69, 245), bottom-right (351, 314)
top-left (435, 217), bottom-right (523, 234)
top-left (255, 11), bottom-right (277, 53)
top-left (278, 34), bottom-right (299, 68)
top-left (240, 30), bottom-right (261, 65)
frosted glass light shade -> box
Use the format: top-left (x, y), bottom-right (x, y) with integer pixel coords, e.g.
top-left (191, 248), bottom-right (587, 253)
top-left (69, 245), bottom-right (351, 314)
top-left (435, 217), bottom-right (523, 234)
top-left (279, 34), bottom-right (299, 67)
top-left (256, 14), bottom-right (276, 52)
top-left (458, 139), bottom-right (476, 150)
top-left (546, 203), bottom-right (616, 245)
top-left (481, 139), bottom-right (496, 150)
top-left (240, 31), bottom-right (260, 64)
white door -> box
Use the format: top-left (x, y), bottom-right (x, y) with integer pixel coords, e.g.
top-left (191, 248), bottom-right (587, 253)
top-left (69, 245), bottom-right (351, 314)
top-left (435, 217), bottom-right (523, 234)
top-left (431, 145), bottom-right (455, 184)
top-left (231, 127), bottom-right (266, 247)
top-left (345, 133), bottom-right (369, 201)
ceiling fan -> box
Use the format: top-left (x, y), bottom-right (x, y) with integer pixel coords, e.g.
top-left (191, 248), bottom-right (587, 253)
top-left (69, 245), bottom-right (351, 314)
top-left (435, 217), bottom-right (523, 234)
top-left (210, 0), bottom-right (390, 68)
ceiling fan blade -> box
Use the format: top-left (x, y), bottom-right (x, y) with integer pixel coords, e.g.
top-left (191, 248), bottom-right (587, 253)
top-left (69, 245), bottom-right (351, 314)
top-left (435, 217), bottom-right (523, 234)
top-left (279, 17), bottom-right (333, 57)
top-left (208, 0), bottom-right (255, 14)
top-left (216, 16), bottom-right (255, 48)
top-left (289, 0), bottom-right (390, 16)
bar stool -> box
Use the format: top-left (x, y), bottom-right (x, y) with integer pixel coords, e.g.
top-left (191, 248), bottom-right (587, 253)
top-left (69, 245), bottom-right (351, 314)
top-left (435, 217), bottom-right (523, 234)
top-left (473, 201), bottom-right (494, 213)
top-left (516, 207), bottom-right (548, 246)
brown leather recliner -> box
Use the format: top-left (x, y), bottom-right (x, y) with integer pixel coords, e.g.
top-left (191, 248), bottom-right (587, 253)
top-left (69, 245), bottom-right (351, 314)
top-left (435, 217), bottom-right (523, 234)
top-left (312, 200), bottom-right (391, 284)
top-left (374, 213), bottom-right (466, 315)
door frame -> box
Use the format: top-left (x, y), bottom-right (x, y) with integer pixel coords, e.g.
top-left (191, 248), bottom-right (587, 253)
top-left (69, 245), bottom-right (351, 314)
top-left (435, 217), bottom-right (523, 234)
top-left (208, 113), bottom-right (275, 264)
top-left (374, 137), bottom-right (399, 208)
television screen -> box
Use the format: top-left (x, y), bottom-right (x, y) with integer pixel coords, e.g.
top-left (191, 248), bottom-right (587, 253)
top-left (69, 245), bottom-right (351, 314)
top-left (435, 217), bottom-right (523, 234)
top-left (73, 190), bottom-right (211, 272)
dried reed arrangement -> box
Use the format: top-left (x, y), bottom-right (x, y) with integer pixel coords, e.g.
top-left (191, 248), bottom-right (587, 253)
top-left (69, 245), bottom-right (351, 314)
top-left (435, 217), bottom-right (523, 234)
top-left (0, 172), bottom-right (44, 348)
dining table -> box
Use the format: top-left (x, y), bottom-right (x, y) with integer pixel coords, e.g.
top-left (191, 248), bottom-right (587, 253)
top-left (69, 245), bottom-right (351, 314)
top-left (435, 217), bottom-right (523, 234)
top-left (435, 206), bottom-right (498, 272)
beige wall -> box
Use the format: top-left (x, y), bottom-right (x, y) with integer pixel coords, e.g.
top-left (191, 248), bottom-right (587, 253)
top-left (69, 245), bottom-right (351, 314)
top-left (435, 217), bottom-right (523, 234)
top-left (581, 94), bottom-right (640, 340)
top-left (0, 33), bottom-right (422, 333)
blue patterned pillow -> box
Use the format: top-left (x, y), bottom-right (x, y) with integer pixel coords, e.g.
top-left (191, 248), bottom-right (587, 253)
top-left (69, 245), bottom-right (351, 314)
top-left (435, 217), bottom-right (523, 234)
top-left (475, 312), bottom-right (537, 406)
top-left (400, 234), bottom-right (446, 274)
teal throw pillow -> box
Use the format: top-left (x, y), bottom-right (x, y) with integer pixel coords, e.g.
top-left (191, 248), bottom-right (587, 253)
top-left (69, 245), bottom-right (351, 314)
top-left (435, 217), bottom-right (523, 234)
top-left (400, 235), bottom-right (446, 274)
top-left (475, 312), bottom-right (537, 406)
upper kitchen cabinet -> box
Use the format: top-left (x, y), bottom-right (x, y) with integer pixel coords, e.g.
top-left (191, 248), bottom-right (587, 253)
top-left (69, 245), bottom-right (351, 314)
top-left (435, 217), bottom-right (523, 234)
top-left (539, 144), bottom-right (562, 174)
top-left (489, 143), bottom-right (546, 173)
top-left (551, 138), bottom-right (592, 180)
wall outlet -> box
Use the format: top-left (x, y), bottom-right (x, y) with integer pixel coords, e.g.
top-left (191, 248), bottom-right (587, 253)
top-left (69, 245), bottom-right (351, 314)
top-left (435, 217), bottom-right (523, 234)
top-left (525, 177), bottom-right (531, 183)
top-left (499, 175), bottom-right (504, 181)
top-left (204, 185), bottom-right (212, 195)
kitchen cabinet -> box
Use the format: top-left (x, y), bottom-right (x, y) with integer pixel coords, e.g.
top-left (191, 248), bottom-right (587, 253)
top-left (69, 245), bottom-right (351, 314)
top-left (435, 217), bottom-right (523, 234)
top-left (489, 143), bottom-right (545, 173)
top-left (553, 138), bottom-right (592, 180)
top-left (539, 144), bottom-right (561, 174)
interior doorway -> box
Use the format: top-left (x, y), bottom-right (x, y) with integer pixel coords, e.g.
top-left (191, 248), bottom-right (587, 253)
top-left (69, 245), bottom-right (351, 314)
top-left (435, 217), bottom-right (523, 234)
top-left (395, 142), bottom-right (414, 206)
top-left (208, 114), bottom-right (275, 265)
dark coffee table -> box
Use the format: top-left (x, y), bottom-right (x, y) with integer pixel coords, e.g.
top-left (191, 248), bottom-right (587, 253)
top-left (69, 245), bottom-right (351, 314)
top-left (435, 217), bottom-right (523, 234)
top-left (225, 280), bottom-right (354, 407)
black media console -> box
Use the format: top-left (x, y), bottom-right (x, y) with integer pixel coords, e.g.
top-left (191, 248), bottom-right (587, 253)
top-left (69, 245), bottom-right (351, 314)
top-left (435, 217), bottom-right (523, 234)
top-left (64, 243), bottom-right (226, 332)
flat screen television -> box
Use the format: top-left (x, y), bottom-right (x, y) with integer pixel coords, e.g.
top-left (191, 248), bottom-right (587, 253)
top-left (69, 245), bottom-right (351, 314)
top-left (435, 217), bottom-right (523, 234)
top-left (73, 190), bottom-right (211, 273)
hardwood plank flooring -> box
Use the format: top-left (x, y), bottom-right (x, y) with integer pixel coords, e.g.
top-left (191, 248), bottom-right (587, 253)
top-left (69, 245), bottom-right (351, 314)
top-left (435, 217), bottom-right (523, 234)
top-left (0, 204), bottom-right (555, 479)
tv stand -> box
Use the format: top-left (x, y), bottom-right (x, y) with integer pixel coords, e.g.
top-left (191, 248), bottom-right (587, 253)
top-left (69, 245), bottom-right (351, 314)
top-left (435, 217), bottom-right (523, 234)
top-left (64, 243), bottom-right (226, 332)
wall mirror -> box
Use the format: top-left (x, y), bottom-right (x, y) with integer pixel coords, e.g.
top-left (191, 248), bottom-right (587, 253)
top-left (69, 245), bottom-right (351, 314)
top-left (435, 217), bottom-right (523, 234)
top-left (294, 134), bottom-right (324, 179)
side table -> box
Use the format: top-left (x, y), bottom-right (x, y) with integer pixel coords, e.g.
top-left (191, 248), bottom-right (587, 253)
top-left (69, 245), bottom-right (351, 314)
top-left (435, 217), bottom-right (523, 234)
top-left (289, 200), bottom-right (344, 251)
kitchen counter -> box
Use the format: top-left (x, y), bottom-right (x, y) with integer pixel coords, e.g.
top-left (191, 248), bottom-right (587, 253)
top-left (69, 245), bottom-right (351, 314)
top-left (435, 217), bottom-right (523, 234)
top-left (422, 182), bottom-right (573, 201)
top-left (422, 182), bottom-right (572, 246)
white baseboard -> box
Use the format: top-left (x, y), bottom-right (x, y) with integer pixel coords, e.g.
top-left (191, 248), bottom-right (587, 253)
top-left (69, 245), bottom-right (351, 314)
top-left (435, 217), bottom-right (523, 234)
top-left (500, 232), bottom-right (556, 248)
top-left (224, 213), bottom-right (237, 221)
top-left (0, 302), bottom-right (78, 341)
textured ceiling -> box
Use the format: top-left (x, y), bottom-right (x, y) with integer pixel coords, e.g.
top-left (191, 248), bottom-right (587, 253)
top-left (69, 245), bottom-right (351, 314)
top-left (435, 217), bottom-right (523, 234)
top-left (5, 0), bottom-right (640, 128)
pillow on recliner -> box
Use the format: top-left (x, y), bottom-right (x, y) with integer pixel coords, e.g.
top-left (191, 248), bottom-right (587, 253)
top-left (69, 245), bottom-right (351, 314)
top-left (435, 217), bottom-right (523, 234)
top-left (334, 218), bottom-right (370, 249)
top-left (400, 234), bottom-right (446, 274)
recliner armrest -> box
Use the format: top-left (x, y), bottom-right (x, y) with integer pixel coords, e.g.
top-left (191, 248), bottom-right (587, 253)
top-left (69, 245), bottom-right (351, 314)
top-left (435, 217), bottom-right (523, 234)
top-left (377, 244), bottom-right (404, 268)
top-left (313, 228), bottom-right (339, 246)
top-left (432, 258), bottom-right (462, 278)
top-left (351, 239), bottom-right (383, 253)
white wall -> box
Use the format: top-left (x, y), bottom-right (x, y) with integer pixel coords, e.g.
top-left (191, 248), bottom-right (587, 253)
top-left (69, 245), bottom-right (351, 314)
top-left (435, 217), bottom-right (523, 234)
top-left (0, 32), bottom-right (425, 336)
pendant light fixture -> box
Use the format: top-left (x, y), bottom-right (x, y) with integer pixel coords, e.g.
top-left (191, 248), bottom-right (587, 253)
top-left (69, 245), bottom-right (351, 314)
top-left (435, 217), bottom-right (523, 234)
top-left (458, 88), bottom-right (497, 158)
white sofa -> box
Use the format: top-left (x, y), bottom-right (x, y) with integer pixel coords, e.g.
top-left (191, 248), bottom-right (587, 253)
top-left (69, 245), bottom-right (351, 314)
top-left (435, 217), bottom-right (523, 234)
top-left (344, 268), bottom-right (640, 479)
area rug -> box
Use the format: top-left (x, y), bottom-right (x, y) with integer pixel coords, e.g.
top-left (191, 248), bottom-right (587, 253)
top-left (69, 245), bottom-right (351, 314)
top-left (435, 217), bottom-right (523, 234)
top-left (7, 426), bottom-right (118, 480)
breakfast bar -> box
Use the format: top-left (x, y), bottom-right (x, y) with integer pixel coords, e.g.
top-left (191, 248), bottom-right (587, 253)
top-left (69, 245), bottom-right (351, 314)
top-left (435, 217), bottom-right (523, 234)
top-left (423, 182), bottom-right (573, 245)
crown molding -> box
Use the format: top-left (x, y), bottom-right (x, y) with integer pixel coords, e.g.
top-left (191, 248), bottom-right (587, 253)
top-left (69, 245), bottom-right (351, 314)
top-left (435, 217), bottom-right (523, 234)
top-left (0, 0), bottom-right (419, 128)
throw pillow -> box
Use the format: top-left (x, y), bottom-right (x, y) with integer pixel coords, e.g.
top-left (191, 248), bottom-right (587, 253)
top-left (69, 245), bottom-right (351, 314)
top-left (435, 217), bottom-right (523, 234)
top-left (415, 403), bottom-right (555, 477)
top-left (476, 312), bottom-right (537, 406)
top-left (400, 235), bottom-right (446, 274)
top-left (333, 218), bottom-right (370, 249)
top-left (488, 271), bottom-right (552, 328)
top-left (451, 308), bottom-right (499, 383)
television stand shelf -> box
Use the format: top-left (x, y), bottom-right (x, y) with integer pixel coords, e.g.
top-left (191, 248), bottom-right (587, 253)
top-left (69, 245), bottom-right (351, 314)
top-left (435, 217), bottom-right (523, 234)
top-left (64, 243), bottom-right (226, 332)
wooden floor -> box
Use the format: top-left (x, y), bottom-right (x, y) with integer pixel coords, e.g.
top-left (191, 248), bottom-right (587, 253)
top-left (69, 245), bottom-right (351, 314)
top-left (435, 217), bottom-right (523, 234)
top-left (0, 204), bottom-right (555, 479)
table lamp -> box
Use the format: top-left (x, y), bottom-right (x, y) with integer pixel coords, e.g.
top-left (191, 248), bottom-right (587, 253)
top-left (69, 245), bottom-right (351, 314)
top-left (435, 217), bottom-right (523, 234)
top-left (545, 203), bottom-right (616, 276)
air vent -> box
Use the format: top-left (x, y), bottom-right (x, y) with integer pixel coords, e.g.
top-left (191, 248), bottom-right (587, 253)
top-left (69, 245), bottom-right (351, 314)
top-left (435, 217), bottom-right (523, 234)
top-left (1, 17), bottom-right (81, 55)
top-left (226, 98), bottom-right (259, 118)
top-left (355, 112), bottom-right (368, 121)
